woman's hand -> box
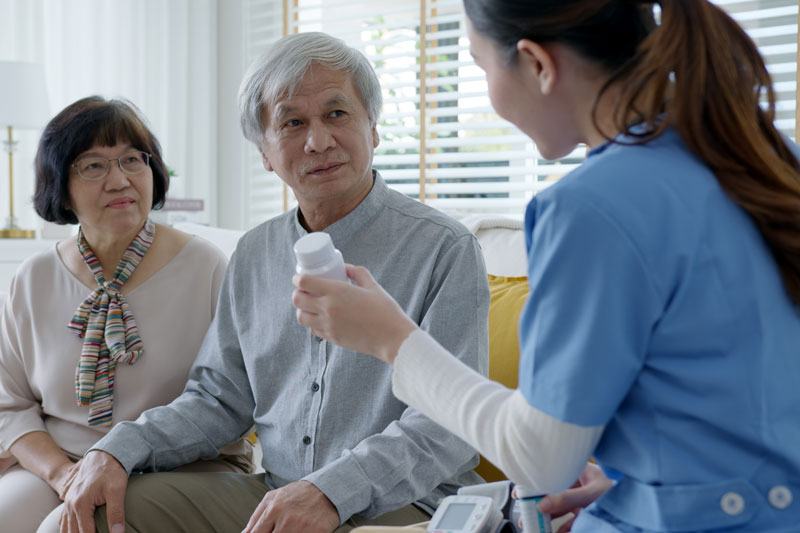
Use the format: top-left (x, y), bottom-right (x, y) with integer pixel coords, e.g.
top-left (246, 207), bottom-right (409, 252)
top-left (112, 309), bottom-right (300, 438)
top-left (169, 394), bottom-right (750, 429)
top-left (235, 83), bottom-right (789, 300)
top-left (536, 463), bottom-right (613, 533)
top-left (0, 455), bottom-right (18, 475)
top-left (292, 264), bottom-right (418, 364)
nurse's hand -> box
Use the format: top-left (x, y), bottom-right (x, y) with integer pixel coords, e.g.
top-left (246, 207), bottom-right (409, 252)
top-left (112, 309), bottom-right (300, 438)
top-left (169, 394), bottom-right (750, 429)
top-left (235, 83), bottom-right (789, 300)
top-left (292, 265), bottom-right (418, 364)
top-left (536, 463), bottom-right (612, 533)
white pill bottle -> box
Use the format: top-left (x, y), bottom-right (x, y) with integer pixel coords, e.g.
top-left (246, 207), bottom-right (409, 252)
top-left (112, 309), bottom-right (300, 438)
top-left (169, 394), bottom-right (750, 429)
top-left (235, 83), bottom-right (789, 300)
top-left (293, 232), bottom-right (348, 282)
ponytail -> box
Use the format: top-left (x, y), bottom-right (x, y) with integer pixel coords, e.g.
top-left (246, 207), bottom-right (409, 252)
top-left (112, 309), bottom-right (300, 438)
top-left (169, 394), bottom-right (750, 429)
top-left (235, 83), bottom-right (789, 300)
top-left (601, 0), bottom-right (800, 305)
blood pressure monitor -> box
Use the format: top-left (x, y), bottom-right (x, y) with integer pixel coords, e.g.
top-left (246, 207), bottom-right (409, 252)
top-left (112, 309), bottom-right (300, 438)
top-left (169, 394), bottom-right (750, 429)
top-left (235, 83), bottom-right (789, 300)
top-left (427, 495), bottom-right (503, 533)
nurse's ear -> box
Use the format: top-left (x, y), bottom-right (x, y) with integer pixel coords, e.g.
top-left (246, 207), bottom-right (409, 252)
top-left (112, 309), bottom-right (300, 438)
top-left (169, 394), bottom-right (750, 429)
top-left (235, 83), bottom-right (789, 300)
top-left (516, 39), bottom-right (557, 96)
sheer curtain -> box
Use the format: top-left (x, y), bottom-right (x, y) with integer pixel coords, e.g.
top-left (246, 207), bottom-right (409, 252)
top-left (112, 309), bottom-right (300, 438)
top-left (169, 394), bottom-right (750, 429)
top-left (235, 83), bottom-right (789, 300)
top-left (0, 0), bottom-right (218, 232)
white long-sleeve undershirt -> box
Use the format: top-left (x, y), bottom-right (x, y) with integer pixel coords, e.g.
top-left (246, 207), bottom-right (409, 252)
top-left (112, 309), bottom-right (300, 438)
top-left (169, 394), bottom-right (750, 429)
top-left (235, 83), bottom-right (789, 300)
top-left (392, 329), bottom-right (604, 494)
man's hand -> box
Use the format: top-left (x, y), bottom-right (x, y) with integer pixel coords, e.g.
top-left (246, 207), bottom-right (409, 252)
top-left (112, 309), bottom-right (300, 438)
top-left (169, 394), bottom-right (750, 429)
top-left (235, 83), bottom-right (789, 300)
top-left (536, 463), bottom-right (613, 533)
top-left (60, 450), bottom-right (128, 533)
top-left (52, 459), bottom-right (82, 500)
top-left (242, 480), bottom-right (340, 533)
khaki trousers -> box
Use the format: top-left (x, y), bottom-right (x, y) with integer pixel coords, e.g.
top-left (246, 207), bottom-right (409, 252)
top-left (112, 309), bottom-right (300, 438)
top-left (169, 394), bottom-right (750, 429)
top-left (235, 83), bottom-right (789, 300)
top-left (93, 472), bottom-right (430, 533)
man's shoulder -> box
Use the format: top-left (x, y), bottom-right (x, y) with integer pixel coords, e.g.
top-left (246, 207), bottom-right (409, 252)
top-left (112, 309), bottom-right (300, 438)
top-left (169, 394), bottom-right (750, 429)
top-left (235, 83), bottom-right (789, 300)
top-left (381, 188), bottom-right (473, 241)
top-left (235, 211), bottom-right (296, 251)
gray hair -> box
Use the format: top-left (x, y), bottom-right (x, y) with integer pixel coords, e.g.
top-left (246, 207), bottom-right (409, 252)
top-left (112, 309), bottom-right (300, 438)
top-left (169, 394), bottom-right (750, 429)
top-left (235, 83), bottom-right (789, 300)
top-left (238, 32), bottom-right (383, 148)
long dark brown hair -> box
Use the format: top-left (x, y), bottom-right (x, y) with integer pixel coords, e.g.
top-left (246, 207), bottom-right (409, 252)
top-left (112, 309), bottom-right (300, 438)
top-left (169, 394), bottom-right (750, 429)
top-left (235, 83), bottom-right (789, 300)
top-left (464, 0), bottom-right (800, 305)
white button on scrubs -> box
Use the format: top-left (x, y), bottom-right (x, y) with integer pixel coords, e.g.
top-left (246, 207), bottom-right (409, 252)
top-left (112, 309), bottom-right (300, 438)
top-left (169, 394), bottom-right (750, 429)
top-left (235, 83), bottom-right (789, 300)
top-left (768, 485), bottom-right (793, 510)
top-left (721, 492), bottom-right (745, 516)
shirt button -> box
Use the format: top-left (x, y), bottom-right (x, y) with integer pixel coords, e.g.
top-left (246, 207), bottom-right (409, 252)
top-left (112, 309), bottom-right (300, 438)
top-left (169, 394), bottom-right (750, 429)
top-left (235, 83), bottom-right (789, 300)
top-left (768, 485), bottom-right (793, 509)
top-left (311, 382), bottom-right (320, 392)
top-left (302, 436), bottom-right (312, 445)
top-left (720, 492), bottom-right (745, 516)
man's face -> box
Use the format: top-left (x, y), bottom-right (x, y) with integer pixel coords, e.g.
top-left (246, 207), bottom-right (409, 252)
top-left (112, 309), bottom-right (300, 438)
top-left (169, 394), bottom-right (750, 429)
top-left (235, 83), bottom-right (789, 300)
top-left (259, 64), bottom-right (380, 207)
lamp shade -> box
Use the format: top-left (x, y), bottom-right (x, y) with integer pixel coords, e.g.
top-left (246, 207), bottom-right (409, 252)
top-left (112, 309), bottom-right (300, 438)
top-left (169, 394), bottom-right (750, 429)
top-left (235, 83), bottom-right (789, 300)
top-left (0, 61), bottom-right (51, 129)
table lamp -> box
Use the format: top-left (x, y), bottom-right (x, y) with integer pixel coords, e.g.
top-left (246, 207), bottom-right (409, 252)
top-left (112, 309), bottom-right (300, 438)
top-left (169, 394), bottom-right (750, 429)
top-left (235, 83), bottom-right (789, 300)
top-left (0, 61), bottom-right (51, 238)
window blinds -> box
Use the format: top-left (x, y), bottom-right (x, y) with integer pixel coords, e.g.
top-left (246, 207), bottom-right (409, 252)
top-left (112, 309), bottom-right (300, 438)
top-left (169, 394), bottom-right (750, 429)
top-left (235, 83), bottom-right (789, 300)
top-left (243, 0), bottom-right (798, 226)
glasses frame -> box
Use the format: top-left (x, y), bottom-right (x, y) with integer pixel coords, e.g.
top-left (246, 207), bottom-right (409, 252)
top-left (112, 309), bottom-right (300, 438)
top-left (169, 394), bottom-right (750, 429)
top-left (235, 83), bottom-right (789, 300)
top-left (70, 151), bottom-right (153, 181)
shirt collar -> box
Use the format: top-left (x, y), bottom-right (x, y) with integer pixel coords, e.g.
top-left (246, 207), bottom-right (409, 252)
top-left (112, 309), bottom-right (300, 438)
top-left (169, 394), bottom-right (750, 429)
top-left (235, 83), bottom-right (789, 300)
top-left (292, 169), bottom-right (389, 244)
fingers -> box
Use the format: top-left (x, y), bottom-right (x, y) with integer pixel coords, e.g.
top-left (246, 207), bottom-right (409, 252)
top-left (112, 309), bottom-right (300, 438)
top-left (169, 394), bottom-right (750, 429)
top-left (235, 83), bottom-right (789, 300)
top-left (291, 273), bottom-right (346, 295)
top-left (66, 510), bottom-right (80, 533)
top-left (344, 264), bottom-right (376, 288)
top-left (292, 265), bottom-right (377, 293)
top-left (538, 463), bottom-right (612, 519)
top-left (242, 496), bottom-right (273, 533)
top-left (76, 504), bottom-right (97, 533)
top-left (104, 488), bottom-right (126, 533)
top-left (539, 483), bottom-right (603, 517)
top-left (59, 461), bottom-right (83, 500)
top-left (556, 516), bottom-right (576, 533)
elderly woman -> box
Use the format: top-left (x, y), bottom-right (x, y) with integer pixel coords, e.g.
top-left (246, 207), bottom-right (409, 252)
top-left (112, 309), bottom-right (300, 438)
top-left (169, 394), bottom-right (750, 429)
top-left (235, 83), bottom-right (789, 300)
top-left (0, 96), bottom-right (252, 532)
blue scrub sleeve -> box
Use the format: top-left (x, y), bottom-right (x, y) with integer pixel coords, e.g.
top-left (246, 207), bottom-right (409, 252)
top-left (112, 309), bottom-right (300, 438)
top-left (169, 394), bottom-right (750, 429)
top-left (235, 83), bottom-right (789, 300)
top-left (518, 192), bottom-right (663, 427)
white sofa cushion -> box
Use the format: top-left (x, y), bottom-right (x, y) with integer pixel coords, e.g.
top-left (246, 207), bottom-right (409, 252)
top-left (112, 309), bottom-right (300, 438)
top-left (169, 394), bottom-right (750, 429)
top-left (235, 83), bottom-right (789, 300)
top-left (172, 222), bottom-right (245, 259)
top-left (458, 215), bottom-right (527, 278)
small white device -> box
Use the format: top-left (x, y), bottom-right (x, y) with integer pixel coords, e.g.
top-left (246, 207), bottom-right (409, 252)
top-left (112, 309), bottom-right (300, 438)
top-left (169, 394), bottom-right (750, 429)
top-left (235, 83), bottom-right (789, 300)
top-left (427, 495), bottom-right (503, 533)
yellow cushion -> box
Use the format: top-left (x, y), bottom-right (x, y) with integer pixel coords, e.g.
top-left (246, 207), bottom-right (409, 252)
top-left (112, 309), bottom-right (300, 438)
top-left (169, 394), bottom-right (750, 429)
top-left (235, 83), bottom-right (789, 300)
top-left (474, 274), bottom-right (529, 483)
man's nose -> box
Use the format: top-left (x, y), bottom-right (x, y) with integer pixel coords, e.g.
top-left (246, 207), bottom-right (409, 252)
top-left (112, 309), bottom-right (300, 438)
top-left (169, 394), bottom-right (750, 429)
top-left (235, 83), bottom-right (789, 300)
top-left (304, 120), bottom-right (336, 154)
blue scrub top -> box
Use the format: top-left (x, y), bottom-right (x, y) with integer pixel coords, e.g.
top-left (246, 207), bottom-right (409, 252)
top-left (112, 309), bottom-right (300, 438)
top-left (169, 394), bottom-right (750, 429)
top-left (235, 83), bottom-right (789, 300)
top-left (518, 128), bottom-right (800, 531)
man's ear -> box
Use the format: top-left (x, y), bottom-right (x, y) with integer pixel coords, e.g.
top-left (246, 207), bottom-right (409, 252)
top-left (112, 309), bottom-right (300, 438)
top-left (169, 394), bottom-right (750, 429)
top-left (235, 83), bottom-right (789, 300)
top-left (371, 124), bottom-right (380, 149)
top-left (517, 39), bottom-right (557, 95)
top-left (259, 148), bottom-right (273, 172)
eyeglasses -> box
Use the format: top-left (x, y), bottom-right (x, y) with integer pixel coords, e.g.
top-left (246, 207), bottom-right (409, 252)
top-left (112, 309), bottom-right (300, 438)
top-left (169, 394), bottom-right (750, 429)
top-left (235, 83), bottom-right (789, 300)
top-left (71, 151), bottom-right (152, 181)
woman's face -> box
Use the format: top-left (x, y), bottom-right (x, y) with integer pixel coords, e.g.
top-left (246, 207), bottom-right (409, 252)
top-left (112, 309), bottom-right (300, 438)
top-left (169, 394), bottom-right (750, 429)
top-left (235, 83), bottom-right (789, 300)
top-left (67, 141), bottom-right (153, 243)
top-left (466, 19), bottom-right (579, 160)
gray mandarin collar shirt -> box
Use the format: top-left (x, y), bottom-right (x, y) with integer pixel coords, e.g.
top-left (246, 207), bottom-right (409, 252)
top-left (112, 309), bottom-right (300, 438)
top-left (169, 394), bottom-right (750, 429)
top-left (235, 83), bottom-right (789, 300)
top-left (93, 172), bottom-right (490, 522)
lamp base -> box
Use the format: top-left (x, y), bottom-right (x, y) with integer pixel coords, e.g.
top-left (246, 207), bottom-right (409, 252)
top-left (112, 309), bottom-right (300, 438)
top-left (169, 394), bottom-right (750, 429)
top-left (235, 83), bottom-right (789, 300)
top-left (0, 227), bottom-right (35, 238)
top-left (0, 215), bottom-right (35, 238)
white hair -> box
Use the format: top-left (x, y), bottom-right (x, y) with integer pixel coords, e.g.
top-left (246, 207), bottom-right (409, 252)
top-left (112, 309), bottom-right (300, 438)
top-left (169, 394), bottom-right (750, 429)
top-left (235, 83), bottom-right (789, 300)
top-left (238, 32), bottom-right (383, 148)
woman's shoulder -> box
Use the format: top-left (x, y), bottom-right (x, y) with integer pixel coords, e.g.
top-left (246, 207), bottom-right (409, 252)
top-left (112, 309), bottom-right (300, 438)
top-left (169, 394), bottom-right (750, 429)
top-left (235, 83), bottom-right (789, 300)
top-left (13, 244), bottom-right (62, 283)
top-left (5, 244), bottom-right (72, 304)
top-left (156, 224), bottom-right (228, 268)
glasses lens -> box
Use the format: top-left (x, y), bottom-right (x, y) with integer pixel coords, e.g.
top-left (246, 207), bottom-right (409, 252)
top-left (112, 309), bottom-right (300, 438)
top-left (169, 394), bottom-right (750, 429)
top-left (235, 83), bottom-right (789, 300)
top-left (77, 157), bottom-right (108, 180)
top-left (120, 152), bottom-right (148, 174)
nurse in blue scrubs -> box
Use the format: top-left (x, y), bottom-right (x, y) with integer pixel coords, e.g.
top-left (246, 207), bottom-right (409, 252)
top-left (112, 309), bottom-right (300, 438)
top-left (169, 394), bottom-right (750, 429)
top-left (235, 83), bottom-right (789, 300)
top-left (292, 1), bottom-right (800, 531)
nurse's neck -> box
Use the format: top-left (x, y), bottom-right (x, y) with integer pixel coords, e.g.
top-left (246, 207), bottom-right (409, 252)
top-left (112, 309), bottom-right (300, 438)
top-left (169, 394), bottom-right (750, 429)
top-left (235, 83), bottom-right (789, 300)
top-left (578, 81), bottom-right (626, 151)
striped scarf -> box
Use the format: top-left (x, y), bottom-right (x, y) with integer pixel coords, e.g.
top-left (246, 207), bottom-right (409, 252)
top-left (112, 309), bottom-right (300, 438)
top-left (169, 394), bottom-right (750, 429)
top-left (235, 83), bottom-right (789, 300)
top-left (67, 219), bottom-right (155, 427)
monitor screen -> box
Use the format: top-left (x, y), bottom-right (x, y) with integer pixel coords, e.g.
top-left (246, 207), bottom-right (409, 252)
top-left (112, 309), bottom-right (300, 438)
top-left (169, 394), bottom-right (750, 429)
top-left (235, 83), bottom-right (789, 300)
top-left (436, 502), bottom-right (475, 529)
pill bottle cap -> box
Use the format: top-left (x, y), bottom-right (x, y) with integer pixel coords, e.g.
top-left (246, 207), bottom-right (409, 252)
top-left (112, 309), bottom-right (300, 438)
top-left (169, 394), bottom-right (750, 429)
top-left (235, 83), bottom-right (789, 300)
top-left (294, 232), bottom-right (337, 270)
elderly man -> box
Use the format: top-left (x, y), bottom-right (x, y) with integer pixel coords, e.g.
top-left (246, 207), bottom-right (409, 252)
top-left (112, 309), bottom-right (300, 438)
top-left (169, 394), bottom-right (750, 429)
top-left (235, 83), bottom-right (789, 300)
top-left (61, 32), bottom-right (489, 533)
